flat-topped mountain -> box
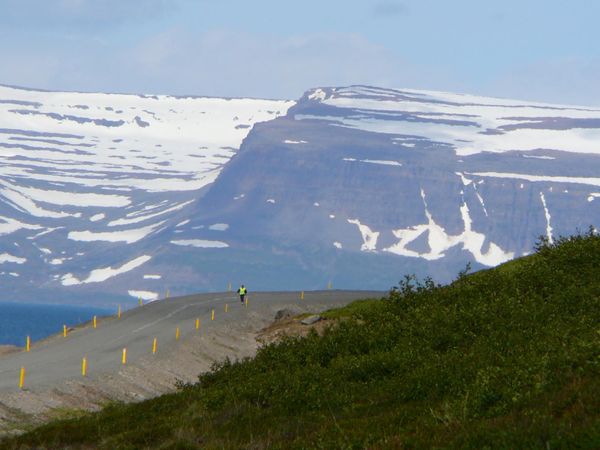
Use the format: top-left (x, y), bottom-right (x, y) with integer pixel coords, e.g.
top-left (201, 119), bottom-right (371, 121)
top-left (0, 84), bottom-right (292, 304)
top-left (2, 84), bottom-right (600, 305)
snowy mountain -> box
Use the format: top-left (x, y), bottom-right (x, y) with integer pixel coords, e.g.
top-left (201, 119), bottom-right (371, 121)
top-left (179, 86), bottom-right (600, 289)
top-left (2, 83), bottom-right (600, 305)
top-left (0, 84), bottom-right (293, 305)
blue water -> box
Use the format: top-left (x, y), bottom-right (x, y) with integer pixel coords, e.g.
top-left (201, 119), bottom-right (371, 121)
top-left (0, 302), bottom-right (112, 347)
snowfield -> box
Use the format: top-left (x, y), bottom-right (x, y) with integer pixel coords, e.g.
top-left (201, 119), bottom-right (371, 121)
top-left (301, 86), bottom-right (600, 157)
top-left (3, 82), bottom-right (600, 304)
top-left (0, 84), bottom-right (292, 297)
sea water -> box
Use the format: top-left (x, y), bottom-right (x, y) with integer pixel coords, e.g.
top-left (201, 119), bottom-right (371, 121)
top-left (0, 302), bottom-right (111, 347)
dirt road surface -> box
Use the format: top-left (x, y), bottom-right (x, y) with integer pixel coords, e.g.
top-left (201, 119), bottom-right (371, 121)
top-left (0, 290), bottom-right (382, 434)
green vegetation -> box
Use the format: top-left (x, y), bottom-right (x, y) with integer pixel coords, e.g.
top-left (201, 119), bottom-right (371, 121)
top-left (2, 233), bottom-right (599, 449)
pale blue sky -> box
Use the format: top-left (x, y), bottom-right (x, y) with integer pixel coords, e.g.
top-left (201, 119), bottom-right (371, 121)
top-left (0, 0), bottom-right (599, 104)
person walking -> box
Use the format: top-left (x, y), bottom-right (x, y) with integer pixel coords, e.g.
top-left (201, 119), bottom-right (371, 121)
top-left (237, 284), bottom-right (247, 304)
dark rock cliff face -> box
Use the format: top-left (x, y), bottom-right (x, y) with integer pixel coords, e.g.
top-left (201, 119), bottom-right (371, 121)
top-left (167, 86), bottom-right (600, 290)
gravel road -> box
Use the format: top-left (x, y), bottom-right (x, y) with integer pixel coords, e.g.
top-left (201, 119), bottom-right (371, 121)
top-left (0, 290), bottom-right (382, 433)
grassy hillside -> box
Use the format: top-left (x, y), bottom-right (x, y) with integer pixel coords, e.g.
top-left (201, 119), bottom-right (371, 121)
top-left (2, 233), bottom-right (599, 449)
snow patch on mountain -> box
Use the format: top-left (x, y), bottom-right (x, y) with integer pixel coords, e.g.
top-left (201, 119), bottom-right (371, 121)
top-left (107, 201), bottom-right (193, 227)
top-left (61, 255), bottom-right (151, 286)
top-left (308, 89), bottom-right (327, 101)
top-left (1, 183), bottom-right (77, 218)
top-left (68, 221), bottom-right (166, 244)
top-left (4, 183), bottom-right (130, 208)
top-left (470, 172), bottom-right (600, 187)
top-left (208, 223), bottom-right (229, 231)
top-left (347, 219), bottom-right (379, 252)
top-left (383, 189), bottom-right (513, 266)
top-left (523, 154), bottom-right (556, 160)
top-left (587, 193), bottom-right (600, 202)
top-left (128, 290), bottom-right (159, 301)
top-left (540, 192), bottom-right (554, 244)
top-left (170, 239), bottom-right (229, 248)
top-left (456, 172), bottom-right (473, 186)
top-left (302, 86), bottom-right (600, 157)
top-left (0, 217), bottom-right (42, 235)
top-left (343, 158), bottom-right (402, 166)
top-left (0, 253), bottom-right (26, 264)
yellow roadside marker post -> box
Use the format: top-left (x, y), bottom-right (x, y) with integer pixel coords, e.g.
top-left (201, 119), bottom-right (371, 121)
top-left (225, 303), bottom-right (228, 313)
top-left (327, 281), bottom-right (332, 290)
top-left (300, 291), bottom-right (304, 300)
top-left (245, 297), bottom-right (248, 307)
top-left (19, 367), bottom-right (25, 389)
top-left (26, 336), bottom-right (30, 352)
top-left (152, 338), bottom-right (157, 355)
top-left (211, 309), bottom-right (215, 321)
top-left (122, 348), bottom-right (127, 365)
top-left (176, 327), bottom-right (180, 341)
top-left (138, 297), bottom-right (143, 307)
top-left (118, 305), bottom-right (122, 319)
top-left (195, 318), bottom-right (200, 330)
top-left (82, 357), bottom-right (87, 377)
top-left (63, 325), bottom-right (67, 338)
top-left (93, 316), bottom-right (97, 329)
top-left (166, 289), bottom-right (170, 299)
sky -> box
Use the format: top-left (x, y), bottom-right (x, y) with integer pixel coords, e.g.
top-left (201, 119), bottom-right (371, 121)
top-left (0, 0), bottom-right (599, 105)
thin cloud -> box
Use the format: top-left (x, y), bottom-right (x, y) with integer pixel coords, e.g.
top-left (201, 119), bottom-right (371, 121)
top-left (124, 29), bottom-right (413, 98)
top-left (0, 0), bottom-right (181, 28)
top-left (0, 28), bottom-right (438, 99)
top-left (372, 1), bottom-right (409, 17)
top-left (488, 57), bottom-right (600, 106)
